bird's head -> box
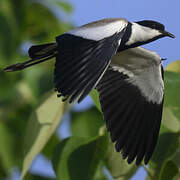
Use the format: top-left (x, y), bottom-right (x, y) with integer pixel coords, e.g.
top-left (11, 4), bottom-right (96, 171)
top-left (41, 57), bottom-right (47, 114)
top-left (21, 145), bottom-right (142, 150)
top-left (125, 20), bottom-right (175, 48)
top-left (136, 20), bottom-right (175, 38)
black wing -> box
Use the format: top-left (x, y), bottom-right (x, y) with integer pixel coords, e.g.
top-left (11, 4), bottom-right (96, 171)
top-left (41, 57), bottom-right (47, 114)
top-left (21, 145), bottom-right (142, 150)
top-left (96, 67), bottom-right (164, 165)
top-left (54, 29), bottom-right (126, 103)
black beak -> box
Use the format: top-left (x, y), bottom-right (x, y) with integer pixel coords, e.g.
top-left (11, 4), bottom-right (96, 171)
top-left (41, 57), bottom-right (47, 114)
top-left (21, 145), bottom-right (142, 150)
top-left (162, 30), bottom-right (175, 38)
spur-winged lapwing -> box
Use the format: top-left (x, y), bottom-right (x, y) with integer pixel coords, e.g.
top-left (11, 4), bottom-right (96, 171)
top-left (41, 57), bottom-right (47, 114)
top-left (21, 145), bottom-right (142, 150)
top-left (4, 18), bottom-right (175, 165)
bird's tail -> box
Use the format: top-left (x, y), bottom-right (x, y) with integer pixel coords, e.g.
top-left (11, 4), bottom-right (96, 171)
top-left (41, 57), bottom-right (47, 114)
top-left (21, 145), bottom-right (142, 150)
top-left (4, 43), bottom-right (58, 72)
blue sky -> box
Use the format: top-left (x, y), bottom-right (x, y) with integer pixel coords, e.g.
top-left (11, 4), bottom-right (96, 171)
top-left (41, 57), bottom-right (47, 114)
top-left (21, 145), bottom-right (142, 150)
top-left (10, 1), bottom-right (180, 179)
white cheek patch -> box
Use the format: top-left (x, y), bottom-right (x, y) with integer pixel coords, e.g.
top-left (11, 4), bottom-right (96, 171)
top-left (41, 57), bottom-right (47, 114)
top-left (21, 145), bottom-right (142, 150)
top-left (126, 23), bottom-right (162, 45)
top-left (67, 20), bottom-right (128, 41)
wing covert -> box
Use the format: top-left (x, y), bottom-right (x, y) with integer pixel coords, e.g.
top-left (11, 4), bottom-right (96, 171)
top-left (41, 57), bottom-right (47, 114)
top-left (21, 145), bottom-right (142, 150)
top-left (54, 28), bottom-right (126, 103)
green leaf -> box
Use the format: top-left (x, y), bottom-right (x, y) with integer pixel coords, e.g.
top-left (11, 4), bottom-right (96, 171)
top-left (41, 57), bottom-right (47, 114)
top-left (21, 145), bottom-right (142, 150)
top-left (160, 160), bottom-right (178, 180)
top-left (93, 162), bottom-right (108, 180)
top-left (104, 140), bottom-right (138, 180)
top-left (24, 2), bottom-right (59, 41)
top-left (21, 92), bottom-right (68, 179)
top-left (23, 67), bottom-right (53, 100)
top-left (164, 71), bottom-right (180, 122)
top-left (162, 107), bottom-right (180, 132)
top-left (90, 89), bottom-right (102, 112)
top-left (0, 12), bottom-right (15, 62)
top-left (174, 172), bottom-right (180, 180)
top-left (24, 2), bottom-right (71, 42)
top-left (57, 1), bottom-right (73, 13)
top-left (165, 60), bottom-right (180, 73)
top-left (25, 173), bottom-right (55, 180)
top-left (42, 134), bottom-right (60, 159)
top-left (145, 70), bottom-right (180, 179)
top-left (151, 132), bottom-right (179, 165)
top-left (147, 131), bottom-right (179, 179)
top-left (159, 147), bottom-right (180, 180)
top-left (52, 136), bottom-right (108, 180)
top-left (0, 121), bottom-right (15, 174)
top-left (171, 149), bottom-right (180, 170)
top-left (71, 107), bottom-right (104, 137)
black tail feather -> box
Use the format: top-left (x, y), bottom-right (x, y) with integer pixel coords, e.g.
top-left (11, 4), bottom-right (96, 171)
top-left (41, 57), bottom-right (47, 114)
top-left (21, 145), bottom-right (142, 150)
top-left (4, 43), bottom-right (57, 72)
top-left (28, 43), bottom-right (57, 58)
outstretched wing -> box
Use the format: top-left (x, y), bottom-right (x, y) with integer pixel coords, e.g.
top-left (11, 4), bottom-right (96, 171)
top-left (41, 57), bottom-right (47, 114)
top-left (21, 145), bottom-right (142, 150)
top-left (54, 19), bottom-right (128, 103)
top-left (96, 47), bottom-right (164, 165)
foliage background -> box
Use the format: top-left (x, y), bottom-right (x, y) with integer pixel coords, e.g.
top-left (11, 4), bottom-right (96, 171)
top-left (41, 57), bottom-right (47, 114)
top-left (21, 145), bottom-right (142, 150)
top-left (0, 0), bottom-right (180, 180)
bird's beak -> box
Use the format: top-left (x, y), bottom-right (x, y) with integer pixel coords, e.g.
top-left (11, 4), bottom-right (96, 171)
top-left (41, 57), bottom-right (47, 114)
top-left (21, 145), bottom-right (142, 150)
top-left (162, 30), bottom-right (175, 38)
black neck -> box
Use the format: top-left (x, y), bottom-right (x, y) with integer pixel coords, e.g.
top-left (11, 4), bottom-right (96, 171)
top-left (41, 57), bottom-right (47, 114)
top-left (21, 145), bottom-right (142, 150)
top-left (117, 22), bottom-right (132, 51)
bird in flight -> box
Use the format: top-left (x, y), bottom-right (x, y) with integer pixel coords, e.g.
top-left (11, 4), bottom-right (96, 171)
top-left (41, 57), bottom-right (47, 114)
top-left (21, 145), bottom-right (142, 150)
top-left (4, 18), bottom-right (175, 165)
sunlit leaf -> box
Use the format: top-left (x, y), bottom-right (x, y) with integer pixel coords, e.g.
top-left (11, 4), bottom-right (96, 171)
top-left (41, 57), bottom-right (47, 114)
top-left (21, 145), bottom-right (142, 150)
top-left (21, 92), bottom-right (68, 179)
top-left (166, 60), bottom-right (180, 73)
top-left (93, 163), bottom-right (108, 180)
top-left (174, 172), bottom-right (180, 180)
top-left (52, 136), bottom-right (108, 180)
top-left (162, 107), bottom-right (180, 132)
top-left (90, 89), bottom-right (102, 112)
top-left (104, 140), bottom-right (138, 180)
top-left (164, 71), bottom-right (180, 121)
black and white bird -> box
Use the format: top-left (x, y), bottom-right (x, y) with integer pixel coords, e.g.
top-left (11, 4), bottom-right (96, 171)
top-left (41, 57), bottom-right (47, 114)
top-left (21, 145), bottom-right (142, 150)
top-left (4, 18), bottom-right (175, 165)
